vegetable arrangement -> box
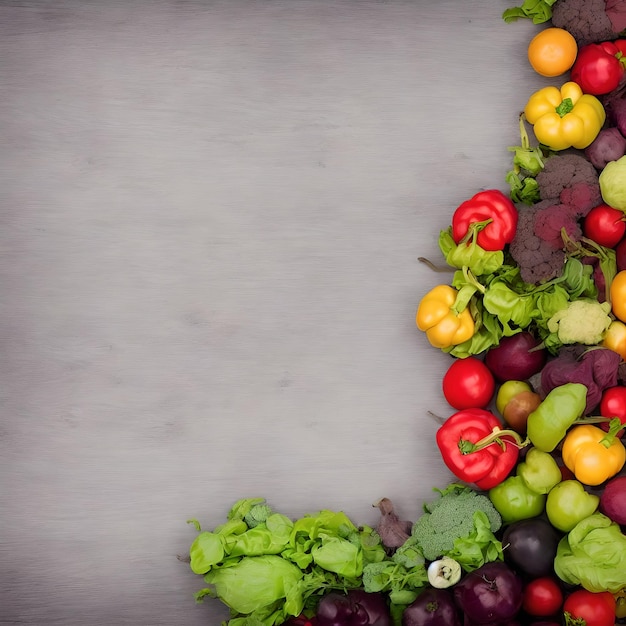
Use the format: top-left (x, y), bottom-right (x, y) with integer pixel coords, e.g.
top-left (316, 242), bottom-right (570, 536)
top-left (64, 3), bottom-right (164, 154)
top-left (183, 3), bottom-right (626, 625)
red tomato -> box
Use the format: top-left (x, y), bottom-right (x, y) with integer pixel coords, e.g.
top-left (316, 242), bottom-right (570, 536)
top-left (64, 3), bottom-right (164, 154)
top-left (583, 204), bottom-right (626, 248)
top-left (563, 590), bottom-right (616, 626)
top-left (522, 577), bottom-right (563, 616)
top-left (442, 357), bottom-right (495, 409)
top-left (599, 385), bottom-right (626, 436)
top-left (571, 40), bottom-right (626, 95)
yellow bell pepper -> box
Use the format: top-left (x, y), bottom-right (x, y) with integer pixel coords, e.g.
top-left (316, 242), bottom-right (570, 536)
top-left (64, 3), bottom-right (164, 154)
top-left (524, 81), bottom-right (605, 151)
top-left (416, 284), bottom-right (474, 349)
top-left (562, 423), bottom-right (626, 486)
top-left (603, 320), bottom-right (626, 359)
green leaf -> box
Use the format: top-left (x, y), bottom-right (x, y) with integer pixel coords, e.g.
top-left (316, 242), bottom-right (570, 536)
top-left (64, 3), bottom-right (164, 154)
top-left (554, 513), bottom-right (626, 594)
top-left (193, 587), bottom-right (215, 603)
top-left (392, 536), bottom-right (425, 569)
top-left (438, 228), bottom-right (504, 276)
top-left (506, 172), bottom-right (540, 205)
top-left (225, 514), bottom-right (294, 558)
top-left (388, 589), bottom-right (419, 606)
top-left (502, 0), bottom-right (557, 24)
top-left (443, 511), bottom-right (503, 572)
top-left (189, 532), bottom-right (225, 575)
top-left (203, 555), bottom-right (303, 615)
top-left (311, 536), bottom-right (363, 578)
top-left (482, 281), bottom-right (536, 328)
top-left (227, 498), bottom-right (267, 521)
top-left (560, 257), bottom-right (596, 299)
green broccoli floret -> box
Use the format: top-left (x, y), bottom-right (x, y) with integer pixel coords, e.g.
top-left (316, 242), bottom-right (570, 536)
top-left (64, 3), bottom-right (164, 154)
top-left (411, 484), bottom-right (502, 562)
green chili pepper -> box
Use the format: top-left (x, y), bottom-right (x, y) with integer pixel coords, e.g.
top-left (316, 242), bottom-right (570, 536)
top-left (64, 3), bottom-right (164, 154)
top-left (526, 383), bottom-right (588, 452)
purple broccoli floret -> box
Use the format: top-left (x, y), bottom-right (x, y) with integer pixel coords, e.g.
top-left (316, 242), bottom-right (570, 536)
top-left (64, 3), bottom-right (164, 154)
top-left (551, 0), bottom-right (618, 46)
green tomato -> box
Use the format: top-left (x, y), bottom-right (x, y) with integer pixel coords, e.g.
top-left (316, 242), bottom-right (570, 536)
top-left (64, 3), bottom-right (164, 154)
top-left (496, 380), bottom-right (532, 415)
top-left (489, 475), bottom-right (546, 524)
top-left (545, 479), bottom-right (599, 532)
top-left (517, 448), bottom-right (562, 495)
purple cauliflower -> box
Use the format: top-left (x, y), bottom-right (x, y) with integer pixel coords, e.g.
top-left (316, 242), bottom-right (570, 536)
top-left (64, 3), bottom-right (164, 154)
top-left (551, 0), bottom-right (619, 46)
top-left (509, 203), bottom-right (567, 284)
top-left (536, 153), bottom-right (601, 210)
top-left (508, 155), bottom-right (602, 284)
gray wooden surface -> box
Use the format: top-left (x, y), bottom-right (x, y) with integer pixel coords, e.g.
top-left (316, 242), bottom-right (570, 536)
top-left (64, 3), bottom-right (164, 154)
top-left (1, 1), bottom-right (543, 624)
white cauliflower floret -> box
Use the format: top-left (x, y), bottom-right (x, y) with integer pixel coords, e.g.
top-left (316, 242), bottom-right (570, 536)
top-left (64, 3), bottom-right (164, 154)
top-left (547, 300), bottom-right (612, 345)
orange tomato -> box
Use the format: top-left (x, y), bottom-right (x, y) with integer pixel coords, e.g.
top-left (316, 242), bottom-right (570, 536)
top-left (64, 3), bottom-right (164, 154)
top-left (527, 28), bottom-right (578, 77)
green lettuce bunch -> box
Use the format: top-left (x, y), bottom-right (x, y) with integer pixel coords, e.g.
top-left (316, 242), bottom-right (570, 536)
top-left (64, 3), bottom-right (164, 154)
top-left (554, 513), bottom-right (626, 594)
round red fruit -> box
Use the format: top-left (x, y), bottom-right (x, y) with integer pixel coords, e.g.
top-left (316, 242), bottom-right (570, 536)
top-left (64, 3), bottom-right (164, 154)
top-left (442, 357), bottom-right (495, 410)
top-left (583, 204), bottom-right (626, 248)
top-left (522, 577), bottom-right (563, 617)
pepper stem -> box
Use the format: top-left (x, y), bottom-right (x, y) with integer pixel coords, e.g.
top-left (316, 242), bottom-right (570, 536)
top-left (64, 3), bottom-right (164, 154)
top-left (518, 113), bottom-right (531, 150)
top-left (459, 218), bottom-right (494, 246)
top-left (556, 98), bottom-right (574, 117)
top-left (458, 426), bottom-right (530, 455)
top-left (600, 417), bottom-right (623, 448)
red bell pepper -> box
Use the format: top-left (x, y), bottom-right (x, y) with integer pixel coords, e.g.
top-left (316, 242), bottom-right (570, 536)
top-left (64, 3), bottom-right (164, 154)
top-left (451, 190), bottom-right (518, 252)
top-left (435, 408), bottom-right (527, 490)
top-left (571, 40), bottom-right (626, 96)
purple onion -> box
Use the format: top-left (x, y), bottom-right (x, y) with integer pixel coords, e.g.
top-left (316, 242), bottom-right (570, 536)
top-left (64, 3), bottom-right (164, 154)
top-left (453, 562), bottom-right (523, 624)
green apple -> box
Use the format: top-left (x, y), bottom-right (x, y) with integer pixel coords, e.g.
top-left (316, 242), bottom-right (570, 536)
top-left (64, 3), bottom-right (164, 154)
top-left (496, 380), bottom-right (532, 414)
top-left (496, 380), bottom-right (542, 434)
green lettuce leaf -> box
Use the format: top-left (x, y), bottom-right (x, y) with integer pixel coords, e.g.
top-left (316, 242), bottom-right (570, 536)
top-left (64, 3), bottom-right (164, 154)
top-left (203, 555), bottom-right (303, 615)
top-left (554, 513), bottom-right (626, 594)
top-left (438, 228), bottom-right (504, 276)
top-left (502, 0), bottom-right (557, 24)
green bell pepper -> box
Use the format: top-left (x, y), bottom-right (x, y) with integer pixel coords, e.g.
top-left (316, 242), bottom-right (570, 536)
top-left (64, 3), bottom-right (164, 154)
top-left (517, 448), bottom-right (562, 494)
top-left (545, 479), bottom-right (599, 533)
top-left (526, 383), bottom-right (587, 452)
top-left (489, 475), bottom-right (546, 524)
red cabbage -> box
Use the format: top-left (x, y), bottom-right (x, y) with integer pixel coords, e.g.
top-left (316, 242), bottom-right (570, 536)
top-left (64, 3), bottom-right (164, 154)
top-left (540, 347), bottom-right (621, 413)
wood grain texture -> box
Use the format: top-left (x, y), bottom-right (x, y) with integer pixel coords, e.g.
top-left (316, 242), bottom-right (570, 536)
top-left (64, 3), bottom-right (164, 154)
top-left (0, 1), bottom-right (541, 623)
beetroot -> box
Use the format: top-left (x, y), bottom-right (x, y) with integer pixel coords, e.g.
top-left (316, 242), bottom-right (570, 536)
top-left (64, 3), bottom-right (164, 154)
top-left (484, 332), bottom-right (547, 383)
top-left (585, 127), bottom-right (626, 170)
top-left (599, 475), bottom-right (626, 525)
